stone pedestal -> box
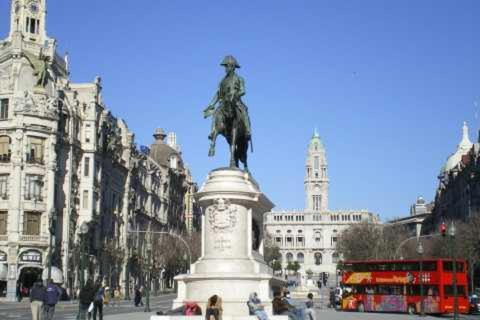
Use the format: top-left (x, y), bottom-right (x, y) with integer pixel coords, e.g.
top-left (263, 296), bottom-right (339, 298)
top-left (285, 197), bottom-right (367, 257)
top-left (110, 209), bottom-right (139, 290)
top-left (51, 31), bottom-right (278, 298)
top-left (172, 168), bottom-right (284, 316)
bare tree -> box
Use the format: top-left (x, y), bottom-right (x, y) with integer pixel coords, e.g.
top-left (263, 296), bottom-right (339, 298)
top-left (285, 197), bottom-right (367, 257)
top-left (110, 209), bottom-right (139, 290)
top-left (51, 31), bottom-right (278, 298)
top-left (336, 222), bottom-right (412, 260)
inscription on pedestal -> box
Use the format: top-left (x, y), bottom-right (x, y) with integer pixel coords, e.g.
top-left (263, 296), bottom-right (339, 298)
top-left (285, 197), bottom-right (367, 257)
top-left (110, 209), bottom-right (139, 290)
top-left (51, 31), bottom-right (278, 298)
top-left (214, 237), bottom-right (232, 252)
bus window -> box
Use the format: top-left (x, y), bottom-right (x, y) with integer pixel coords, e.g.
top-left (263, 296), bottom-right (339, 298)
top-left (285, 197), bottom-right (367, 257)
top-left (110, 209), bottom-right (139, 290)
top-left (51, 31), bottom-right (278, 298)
top-left (423, 261), bottom-right (437, 271)
top-left (443, 261), bottom-right (464, 272)
top-left (444, 285), bottom-right (467, 297)
top-left (407, 285), bottom-right (421, 296)
top-left (425, 285), bottom-right (439, 296)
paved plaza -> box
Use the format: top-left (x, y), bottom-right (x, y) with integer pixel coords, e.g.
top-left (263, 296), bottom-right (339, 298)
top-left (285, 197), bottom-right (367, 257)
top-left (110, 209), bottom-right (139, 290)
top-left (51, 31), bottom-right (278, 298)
top-left (0, 293), bottom-right (478, 320)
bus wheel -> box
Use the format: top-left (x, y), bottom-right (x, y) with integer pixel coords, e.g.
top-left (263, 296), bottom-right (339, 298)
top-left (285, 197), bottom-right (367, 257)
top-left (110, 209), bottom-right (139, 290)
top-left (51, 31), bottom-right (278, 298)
top-left (357, 303), bottom-right (365, 312)
top-left (407, 305), bottom-right (416, 315)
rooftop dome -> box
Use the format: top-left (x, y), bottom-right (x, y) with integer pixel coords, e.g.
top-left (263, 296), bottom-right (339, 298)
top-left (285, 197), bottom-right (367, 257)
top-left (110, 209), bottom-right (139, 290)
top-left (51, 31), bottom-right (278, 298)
top-left (149, 128), bottom-right (184, 169)
top-left (442, 122), bottom-right (472, 173)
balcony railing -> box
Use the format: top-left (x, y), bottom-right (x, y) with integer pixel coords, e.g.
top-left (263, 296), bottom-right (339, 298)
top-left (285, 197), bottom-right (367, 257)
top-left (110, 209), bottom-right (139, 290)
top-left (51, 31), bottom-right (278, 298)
top-left (20, 235), bottom-right (48, 242)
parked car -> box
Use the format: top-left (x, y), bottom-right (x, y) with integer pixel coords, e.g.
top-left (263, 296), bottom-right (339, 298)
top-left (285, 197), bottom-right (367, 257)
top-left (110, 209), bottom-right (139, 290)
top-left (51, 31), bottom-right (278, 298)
top-left (470, 295), bottom-right (479, 314)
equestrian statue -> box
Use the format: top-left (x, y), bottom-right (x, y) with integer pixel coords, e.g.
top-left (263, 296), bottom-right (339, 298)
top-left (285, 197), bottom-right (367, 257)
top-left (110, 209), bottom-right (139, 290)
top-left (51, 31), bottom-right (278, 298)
top-left (203, 55), bottom-right (252, 171)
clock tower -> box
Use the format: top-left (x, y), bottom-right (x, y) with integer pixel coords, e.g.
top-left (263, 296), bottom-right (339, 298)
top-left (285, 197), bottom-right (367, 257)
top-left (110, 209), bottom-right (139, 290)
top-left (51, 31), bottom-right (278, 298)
top-left (9, 0), bottom-right (48, 45)
top-left (305, 129), bottom-right (329, 211)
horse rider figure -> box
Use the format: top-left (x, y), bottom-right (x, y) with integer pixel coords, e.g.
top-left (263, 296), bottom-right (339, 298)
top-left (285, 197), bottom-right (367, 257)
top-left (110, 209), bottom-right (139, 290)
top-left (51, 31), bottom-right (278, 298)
top-left (203, 55), bottom-right (252, 169)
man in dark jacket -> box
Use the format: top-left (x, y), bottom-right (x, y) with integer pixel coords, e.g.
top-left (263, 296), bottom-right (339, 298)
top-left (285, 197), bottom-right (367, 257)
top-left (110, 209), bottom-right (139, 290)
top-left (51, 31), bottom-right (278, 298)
top-left (78, 279), bottom-right (95, 320)
top-left (272, 290), bottom-right (297, 320)
top-left (30, 281), bottom-right (45, 320)
top-left (43, 280), bottom-right (61, 320)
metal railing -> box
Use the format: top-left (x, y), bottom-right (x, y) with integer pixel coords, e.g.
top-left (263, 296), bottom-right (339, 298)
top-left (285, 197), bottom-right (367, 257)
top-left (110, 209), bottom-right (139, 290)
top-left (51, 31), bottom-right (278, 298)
top-left (20, 235), bottom-right (49, 242)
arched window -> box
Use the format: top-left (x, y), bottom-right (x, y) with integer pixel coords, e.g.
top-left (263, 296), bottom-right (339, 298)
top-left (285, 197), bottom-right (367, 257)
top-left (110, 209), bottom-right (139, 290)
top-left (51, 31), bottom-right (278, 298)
top-left (286, 252), bottom-right (293, 263)
top-left (314, 231), bottom-right (323, 247)
top-left (332, 252), bottom-right (339, 264)
top-left (297, 253), bottom-right (304, 264)
top-left (314, 252), bottom-right (322, 265)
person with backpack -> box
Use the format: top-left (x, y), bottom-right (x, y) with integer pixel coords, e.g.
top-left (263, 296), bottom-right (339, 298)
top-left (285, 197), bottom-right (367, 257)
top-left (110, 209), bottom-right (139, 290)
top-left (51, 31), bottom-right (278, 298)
top-left (78, 279), bottom-right (95, 320)
top-left (43, 280), bottom-right (61, 320)
top-left (30, 280), bottom-right (45, 320)
top-left (93, 281), bottom-right (105, 320)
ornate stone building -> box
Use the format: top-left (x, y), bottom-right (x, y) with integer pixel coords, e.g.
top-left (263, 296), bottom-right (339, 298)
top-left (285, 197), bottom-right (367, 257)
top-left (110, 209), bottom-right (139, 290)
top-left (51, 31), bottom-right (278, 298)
top-left (264, 131), bottom-right (379, 279)
top-left (0, 1), bottom-right (199, 300)
top-left (424, 122), bottom-right (480, 233)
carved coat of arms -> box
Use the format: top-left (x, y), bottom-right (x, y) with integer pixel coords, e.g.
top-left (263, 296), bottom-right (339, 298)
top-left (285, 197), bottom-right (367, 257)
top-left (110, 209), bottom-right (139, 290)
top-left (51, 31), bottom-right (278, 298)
top-left (207, 198), bottom-right (237, 233)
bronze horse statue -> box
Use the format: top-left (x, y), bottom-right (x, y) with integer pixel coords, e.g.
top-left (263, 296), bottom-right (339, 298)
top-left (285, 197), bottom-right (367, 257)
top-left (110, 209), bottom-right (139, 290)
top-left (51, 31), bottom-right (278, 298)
top-left (204, 56), bottom-right (252, 171)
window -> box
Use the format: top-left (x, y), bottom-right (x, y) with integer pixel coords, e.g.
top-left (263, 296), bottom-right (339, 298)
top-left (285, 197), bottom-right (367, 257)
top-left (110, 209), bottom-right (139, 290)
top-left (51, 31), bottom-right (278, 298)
top-left (313, 195), bottom-right (322, 211)
top-left (26, 137), bottom-right (45, 164)
top-left (296, 236), bottom-right (304, 247)
top-left (0, 175), bottom-right (8, 199)
top-left (275, 237), bottom-right (282, 246)
top-left (314, 231), bottom-right (323, 247)
top-left (314, 252), bottom-right (322, 265)
top-left (332, 252), bottom-right (339, 264)
top-left (331, 236), bottom-right (338, 246)
top-left (0, 99), bottom-right (8, 119)
top-left (170, 156), bottom-right (178, 169)
top-left (286, 236), bottom-right (293, 247)
top-left (23, 212), bottom-right (41, 235)
top-left (314, 156), bottom-right (319, 170)
top-left (444, 285), bottom-right (467, 297)
top-left (297, 253), bottom-right (304, 264)
top-left (443, 261), bottom-right (464, 272)
top-left (26, 17), bottom-right (39, 34)
top-left (84, 157), bottom-right (90, 177)
top-left (286, 252), bottom-right (293, 263)
top-left (0, 136), bottom-right (11, 162)
top-left (0, 211), bottom-right (7, 235)
top-left (25, 175), bottom-right (43, 201)
top-left (83, 190), bottom-right (89, 209)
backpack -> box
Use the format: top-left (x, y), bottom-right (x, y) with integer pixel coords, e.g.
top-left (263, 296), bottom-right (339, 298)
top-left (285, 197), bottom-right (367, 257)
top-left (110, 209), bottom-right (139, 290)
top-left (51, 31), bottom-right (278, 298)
top-left (94, 288), bottom-right (104, 302)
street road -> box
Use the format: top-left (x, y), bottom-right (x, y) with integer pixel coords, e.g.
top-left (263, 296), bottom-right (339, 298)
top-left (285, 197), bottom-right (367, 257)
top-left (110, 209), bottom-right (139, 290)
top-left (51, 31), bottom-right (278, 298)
top-left (0, 293), bottom-right (478, 320)
top-left (0, 293), bottom-right (176, 320)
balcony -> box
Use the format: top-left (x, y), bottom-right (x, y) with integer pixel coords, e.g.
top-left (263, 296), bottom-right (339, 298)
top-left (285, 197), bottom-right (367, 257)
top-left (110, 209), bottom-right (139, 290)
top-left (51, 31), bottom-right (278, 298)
top-left (20, 235), bottom-right (49, 243)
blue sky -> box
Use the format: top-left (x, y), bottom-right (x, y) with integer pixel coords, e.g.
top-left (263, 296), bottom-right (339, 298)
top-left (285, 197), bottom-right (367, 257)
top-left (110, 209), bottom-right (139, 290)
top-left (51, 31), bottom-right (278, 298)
top-left (1, 1), bottom-right (479, 221)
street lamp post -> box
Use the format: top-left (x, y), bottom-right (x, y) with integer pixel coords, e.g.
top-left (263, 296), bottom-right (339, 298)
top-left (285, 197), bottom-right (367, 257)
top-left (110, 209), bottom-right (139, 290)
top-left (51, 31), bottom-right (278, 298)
top-left (78, 222), bottom-right (89, 289)
top-left (448, 223), bottom-right (458, 320)
top-left (416, 241), bottom-right (425, 317)
top-left (47, 209), bottom-right (57, 283)
top-left (144, 230), bottom-right (152, 313)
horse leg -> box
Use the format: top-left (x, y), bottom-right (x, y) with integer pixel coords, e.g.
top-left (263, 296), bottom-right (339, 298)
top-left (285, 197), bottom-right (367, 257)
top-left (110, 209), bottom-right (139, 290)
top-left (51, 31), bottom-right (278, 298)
top-left (208, 130), bottom-right (217, 157)
top-left (230, 127), bottom-right (237, 168)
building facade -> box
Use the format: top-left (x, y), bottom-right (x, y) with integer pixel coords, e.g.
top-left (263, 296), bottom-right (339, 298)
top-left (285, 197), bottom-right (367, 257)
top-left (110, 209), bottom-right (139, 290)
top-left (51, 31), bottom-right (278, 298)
top-left (264, 131), bottom-right (379, 279)
top-left (424, 122), bottom-right (480, 233)
top-left (387, 196), bottom-right (433, 238)
top-left (0, 1), bottom-right (199, 299)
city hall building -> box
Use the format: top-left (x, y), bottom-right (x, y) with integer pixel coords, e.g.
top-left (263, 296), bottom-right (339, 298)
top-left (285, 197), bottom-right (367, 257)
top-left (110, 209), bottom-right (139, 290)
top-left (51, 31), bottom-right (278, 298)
top-left (264, 130), bottom-right (379, 279)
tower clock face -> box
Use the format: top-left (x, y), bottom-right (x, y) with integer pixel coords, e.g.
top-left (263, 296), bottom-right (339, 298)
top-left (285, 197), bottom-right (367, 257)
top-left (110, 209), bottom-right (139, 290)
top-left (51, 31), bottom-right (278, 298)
top-left (28, 1), bottom-right (40, 14)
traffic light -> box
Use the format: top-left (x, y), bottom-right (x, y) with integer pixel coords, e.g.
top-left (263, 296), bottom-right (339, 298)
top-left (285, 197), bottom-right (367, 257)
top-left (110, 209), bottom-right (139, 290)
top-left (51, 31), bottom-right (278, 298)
top-left (440, 222), bottom-right (446, 237)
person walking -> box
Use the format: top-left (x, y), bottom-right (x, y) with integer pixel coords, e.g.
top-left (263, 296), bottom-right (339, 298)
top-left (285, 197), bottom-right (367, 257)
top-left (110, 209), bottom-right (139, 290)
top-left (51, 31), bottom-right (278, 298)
top-left (134, 286), bottom-right (143, 307)
top-left (43, 280), bottom-right (61, 320)
top-left (304, 293), bottom-right (316, 320)
top-left (93, 281), bottom-right (105, 320)
top-left (78, 279), bottom-right (95, 320)
top-left (30, 280), bottom-right (45, 320)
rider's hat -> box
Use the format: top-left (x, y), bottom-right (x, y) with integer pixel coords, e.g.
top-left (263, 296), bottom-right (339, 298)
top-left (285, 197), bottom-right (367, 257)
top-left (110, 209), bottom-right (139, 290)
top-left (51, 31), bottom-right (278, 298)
top-left (220, 55), bottom-right (240, 68)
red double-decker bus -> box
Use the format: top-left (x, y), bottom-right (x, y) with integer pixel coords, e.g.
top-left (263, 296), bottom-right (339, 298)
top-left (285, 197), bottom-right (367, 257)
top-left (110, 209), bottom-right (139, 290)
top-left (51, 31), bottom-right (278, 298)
top-left (340, 259), bottom-right (469, 314)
